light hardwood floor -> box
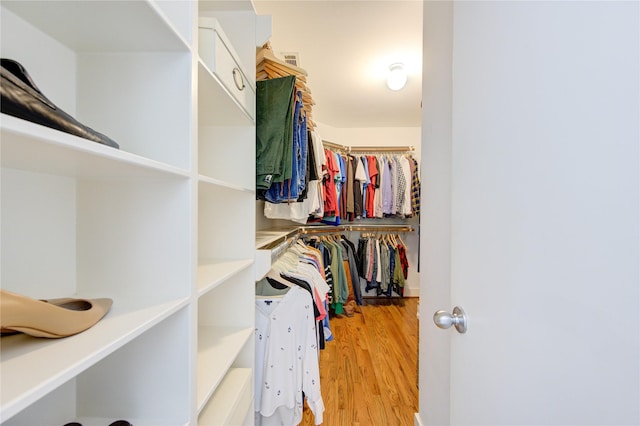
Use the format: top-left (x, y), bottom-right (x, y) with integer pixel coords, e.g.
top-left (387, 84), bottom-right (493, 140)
top-left (300, 297), bottom-right (419, 426)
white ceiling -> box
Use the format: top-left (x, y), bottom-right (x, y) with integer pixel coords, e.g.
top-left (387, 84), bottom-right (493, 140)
top-left (253, 0), bottom-right (423, 129)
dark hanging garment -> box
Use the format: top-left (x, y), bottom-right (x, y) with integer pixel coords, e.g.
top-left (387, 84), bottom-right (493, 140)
top-left (346, 156), bottom-right (355, 221)
top-left (410, 157), bottom-right (421, 216)
top-left (307, 130), bottom-right (319, 182)
top-left (340, 238), bottom-right (363, 305)
top-left (340, 155), bottom-right (348, 221)
top-left (352, 156), bottom-right (363, 219)
top-left (256, 75), bottom-right (296, 192)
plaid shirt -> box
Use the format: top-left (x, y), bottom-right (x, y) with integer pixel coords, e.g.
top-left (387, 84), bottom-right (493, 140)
top-left (411, 157), bottom-right (420, 215)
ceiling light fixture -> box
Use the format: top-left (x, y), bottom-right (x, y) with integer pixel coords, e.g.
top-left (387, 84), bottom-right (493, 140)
top-left (387, 63), bottom-right (407, 91)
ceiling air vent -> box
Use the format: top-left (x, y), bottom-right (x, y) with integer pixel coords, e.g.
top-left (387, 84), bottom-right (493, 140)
top-left (281, 52), bottom-right (300, 67)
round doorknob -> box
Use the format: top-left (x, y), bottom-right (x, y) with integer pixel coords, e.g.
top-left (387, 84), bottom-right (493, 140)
top-left (433, 306), bottom-right (467, 333)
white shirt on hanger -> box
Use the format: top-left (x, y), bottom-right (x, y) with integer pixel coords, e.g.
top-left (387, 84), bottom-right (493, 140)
top-left (255, 285), bottom-right (325, 426)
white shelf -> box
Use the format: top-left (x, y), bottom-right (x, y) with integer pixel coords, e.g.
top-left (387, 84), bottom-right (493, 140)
top-left (1, 0), bottom-right (259, 422)
top-left (198, 368), bottom-right (252, 425)
top-left (64, 418), bottom-right (156, 426)
top-left (197, 258), bottom-right (254, 295)
top-left (1, 114), bottom-right (190, 179)
top-left (255, 228), bottom-right (298, 249)
top-left (2, 0), bottom-right (190, 53)
top-left (198, 174), bottom-right (255, 194)
top-left (196, 327), bottom-right (253, 413)
top-left (0, 297), bottom-right (189, 421)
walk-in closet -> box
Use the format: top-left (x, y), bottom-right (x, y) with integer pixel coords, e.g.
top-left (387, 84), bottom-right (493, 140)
top-left (252, 2), bottom-right (422, 424)
top-left (5, 1), bottom-right (634, 425)
top-left (1, 1), bottom-right (421, 424)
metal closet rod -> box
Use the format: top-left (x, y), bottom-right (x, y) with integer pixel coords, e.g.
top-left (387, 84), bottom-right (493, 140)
top-left (260, 228), bottom-right (300, 250)
top-left (259, 224), bottom-right (414, 250)
top-left (299, 224), bottom-right (414, 235)
top-left (269, 234), bottom-right (300, 261)
top-left (260, 224), bottom-right (414, 267)
top-left (322, 139), bottom-right (415, 154)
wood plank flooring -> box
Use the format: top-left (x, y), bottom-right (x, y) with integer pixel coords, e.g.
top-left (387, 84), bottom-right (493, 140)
top-left (300, 298), bottom-right (419, 426)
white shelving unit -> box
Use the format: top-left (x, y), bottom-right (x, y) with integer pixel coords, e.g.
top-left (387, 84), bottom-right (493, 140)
top-left (0, 1), bottom-right (266, 424)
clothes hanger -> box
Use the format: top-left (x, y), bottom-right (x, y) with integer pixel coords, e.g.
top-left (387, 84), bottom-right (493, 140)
top-left (255, 269), bottom-right (290, 298)
top-left (265, 266), bottom-right (292, 286)
top-left (295, 239), bottom-right (317, 256)
top-left (288, 243), bottom-right (306, 257)
top-left (271, 251), bottom-right (296, 274)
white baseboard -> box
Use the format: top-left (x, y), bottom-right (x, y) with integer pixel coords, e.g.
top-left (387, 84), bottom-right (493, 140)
top-left (414, 412), bottom-right (423, 426)
top-left (404, 286), bottom-right (420, 297)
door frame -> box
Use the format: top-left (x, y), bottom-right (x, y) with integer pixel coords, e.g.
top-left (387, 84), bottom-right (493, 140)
top-left (417, 1), bottom-right (454, 425)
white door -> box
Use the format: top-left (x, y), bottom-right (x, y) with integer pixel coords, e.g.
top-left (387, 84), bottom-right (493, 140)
top-left (419, 2), bottom-right (639, 425)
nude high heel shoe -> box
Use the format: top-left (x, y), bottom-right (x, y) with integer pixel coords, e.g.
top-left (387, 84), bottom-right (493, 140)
top-left (0, 290), bottom-right (112, 338)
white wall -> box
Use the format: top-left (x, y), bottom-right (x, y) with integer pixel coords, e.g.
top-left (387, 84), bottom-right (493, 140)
top-left (315, 122), bottom-right (421, 160)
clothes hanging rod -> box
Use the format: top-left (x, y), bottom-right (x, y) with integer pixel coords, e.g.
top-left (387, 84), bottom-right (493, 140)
top-left (343, 226), bottom-right (414, 233)
top-left (256, 224), bottom-right (414, 278)
top-left (269, 234), bottom-right (300, 262)
top-left (322, 140), bottom-right (414, 153)
top-left (299, 224), bottom-right (414, 235)
top-left (322, 140), bottom-right (350, 152)
top-left (350, 145), bottom-right (415, 153)
top-left (256, 224), bottom-right (414, 250)
top-left (257, 228), bottom-right (300, 250)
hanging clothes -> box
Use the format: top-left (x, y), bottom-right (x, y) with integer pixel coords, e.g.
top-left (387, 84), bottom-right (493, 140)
top-left (324, 237), bottom-right (348, 314)
top-left (398, 155), bottom-right (413, 217)
top-left (255, 240), bottom-right (330, 425)
top-left (255, 285), bottom-right (324, 425)
top-left (409, 156), bottom-right (421, 216)
top-left (353, 156), bottom-right (366, 219)
top-left (256, 75), bottom-right (296, 192)
top-left (356, 233), bottom-right (410, 297)
top-left (260, 135), bottom-right (421, 225)
top-left (317, 146), bottom-right (421, 222)
top-left (306, 235), bottom-right (364, 311)
top-left (360, 156), bottom-right (370, 218)
top-left (322, 148), bottom-right (339, 219)
top-left (364, 156), bottom-right (377, 219)
top-left (263, 130), bottom-right (325, 223)
top-left (339, 236), bottom-right (363, 306)
top-left (264, 90), bottom-right (307, 203)
top-left (345, 155), bottom-right (355, 221)
top-left (381, 156), bottom-right (393, 215)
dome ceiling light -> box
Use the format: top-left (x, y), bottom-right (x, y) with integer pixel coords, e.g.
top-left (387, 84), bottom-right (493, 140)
top-left (387, 63), bottom-right (407, 91)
